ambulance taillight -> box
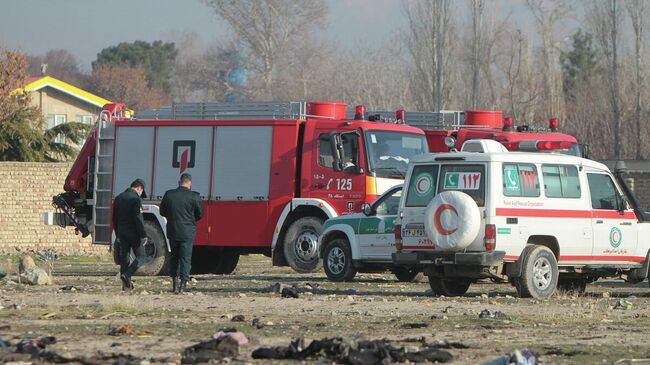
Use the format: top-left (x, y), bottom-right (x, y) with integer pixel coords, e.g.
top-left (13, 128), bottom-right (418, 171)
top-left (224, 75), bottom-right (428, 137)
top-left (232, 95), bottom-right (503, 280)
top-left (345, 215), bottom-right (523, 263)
top-left (484, 224), bottom-right (496, 252)
top-left (394, 224), bottom-right (402, 250)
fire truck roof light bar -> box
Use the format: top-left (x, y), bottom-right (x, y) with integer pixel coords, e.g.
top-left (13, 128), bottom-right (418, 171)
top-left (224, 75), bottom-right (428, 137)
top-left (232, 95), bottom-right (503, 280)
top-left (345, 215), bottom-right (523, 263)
top-left (135, 101), bottom-right (309, 121)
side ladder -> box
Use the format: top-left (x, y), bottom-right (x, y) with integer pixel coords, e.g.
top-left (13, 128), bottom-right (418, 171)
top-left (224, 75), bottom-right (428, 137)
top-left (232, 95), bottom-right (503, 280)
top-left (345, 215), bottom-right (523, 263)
top-left (92, 111), bottom-right (115, 244)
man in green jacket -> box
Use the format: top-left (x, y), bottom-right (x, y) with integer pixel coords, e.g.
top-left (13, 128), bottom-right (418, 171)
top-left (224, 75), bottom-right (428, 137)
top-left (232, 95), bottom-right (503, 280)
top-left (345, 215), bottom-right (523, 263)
top-left (160, 173), bottom-right (204, 293)
top-left (113, 178), bottom-right (147, 291)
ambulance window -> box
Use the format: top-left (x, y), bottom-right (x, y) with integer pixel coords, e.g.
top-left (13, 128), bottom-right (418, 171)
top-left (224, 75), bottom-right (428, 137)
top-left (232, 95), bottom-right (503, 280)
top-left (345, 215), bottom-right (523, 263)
top-left (542, 165), bottom-right (581, 198)
top-left (587, 173), bottom-right (617, 210)
top-left (503, 163), bottom-right (540, 197)
top-left (406, 165), bottom-right (439, 207)
top-left (438, 164), bottom-right (485, 207)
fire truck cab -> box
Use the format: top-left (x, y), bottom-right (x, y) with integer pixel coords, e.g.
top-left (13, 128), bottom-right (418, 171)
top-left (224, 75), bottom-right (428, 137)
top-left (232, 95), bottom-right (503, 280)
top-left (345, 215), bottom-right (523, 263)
top-left (47, 101), bottom-right (428, 275)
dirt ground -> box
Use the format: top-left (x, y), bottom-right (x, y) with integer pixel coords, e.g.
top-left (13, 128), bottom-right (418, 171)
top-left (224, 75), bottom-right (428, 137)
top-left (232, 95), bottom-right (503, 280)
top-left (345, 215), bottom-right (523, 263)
top-left (2, 254), bottom-right (650, 364)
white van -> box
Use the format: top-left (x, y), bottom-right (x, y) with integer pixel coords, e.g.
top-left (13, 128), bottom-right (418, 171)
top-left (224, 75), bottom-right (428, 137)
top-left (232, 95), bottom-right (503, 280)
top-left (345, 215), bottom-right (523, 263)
top-left (393, 140), bottom-right (650, 298)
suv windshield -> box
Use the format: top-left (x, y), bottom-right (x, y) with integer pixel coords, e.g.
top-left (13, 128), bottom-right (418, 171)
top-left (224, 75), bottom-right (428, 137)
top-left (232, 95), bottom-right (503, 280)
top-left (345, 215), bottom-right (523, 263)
top-left (366, 131), bottom-right (428, 179)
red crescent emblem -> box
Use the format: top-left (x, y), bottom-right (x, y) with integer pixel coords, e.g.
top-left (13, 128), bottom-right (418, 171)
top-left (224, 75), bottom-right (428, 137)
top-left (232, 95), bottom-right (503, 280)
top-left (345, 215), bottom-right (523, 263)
top-left (434, 204), bottom-right (458, 235)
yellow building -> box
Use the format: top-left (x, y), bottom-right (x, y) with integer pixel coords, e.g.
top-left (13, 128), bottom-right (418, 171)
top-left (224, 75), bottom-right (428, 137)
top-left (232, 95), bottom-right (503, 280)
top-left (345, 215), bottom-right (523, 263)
top-left (22, 76), bottom-right (111, 134)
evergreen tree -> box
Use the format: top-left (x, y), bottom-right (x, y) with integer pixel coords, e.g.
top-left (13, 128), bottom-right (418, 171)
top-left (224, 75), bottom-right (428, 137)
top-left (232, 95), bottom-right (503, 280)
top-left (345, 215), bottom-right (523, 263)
top-left (561, 30), bottom-right (599, 101)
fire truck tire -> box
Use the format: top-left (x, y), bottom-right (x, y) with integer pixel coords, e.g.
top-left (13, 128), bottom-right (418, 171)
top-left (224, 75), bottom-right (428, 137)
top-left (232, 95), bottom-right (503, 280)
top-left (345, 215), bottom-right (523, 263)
top-left (135, 220), bottom-right (169, 276)
top-left (283, 216), bottom-right (324, 273)
top-left (323, 238), bottom-right (357, 282)
top-left (191, 251), bottom-right (213, 275)
top-left (428, 277), bottom-right (472, 297)
top-left (424, 191), bottom-right (480, 251)
top-left (515, 245), bottom-right (558, 299)
top-left (212, 253), bottom-right (240, 275)
top-left (112, 239), bottom-right (121, 265)
top-left (392, 267), bottom-right (423, 282)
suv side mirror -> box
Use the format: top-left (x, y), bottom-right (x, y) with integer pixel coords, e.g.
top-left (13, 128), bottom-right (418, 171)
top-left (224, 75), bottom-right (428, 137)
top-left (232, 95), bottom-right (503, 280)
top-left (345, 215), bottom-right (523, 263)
top-left (617, 194), bottom-right (627, 214)
top-left (362, 203), bottom-right (374, 216)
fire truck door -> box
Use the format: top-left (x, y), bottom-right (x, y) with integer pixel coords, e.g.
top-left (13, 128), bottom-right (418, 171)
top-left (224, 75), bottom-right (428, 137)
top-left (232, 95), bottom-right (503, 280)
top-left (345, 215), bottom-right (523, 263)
top-left (310, 130), bottom-right (366, 215)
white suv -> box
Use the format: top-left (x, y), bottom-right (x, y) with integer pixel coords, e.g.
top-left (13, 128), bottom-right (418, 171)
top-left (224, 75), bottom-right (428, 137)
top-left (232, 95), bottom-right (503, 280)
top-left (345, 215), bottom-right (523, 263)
top-left (393, 140), bottom-right (650, 298)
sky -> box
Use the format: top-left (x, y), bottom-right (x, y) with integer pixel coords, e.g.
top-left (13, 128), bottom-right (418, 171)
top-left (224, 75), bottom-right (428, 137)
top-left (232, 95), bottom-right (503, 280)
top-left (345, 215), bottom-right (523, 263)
top-left (0, 0), bottom-right (406, 71)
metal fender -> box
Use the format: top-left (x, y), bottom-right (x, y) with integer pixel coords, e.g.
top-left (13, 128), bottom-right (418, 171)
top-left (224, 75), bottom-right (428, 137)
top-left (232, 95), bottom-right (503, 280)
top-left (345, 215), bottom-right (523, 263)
top-left (271, 198), bottom-right (338, 252)
top-left (141, 204), bottom-right (171, 252)
top-left (319, 224), bottom-right (361, 260)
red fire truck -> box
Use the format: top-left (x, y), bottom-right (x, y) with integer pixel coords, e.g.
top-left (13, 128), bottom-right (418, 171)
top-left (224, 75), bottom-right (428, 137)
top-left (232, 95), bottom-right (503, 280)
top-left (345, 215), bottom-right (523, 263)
top-left (362, 109), bottom-right (583, 157)
top-left (47, 101), bottom-right (429, 275)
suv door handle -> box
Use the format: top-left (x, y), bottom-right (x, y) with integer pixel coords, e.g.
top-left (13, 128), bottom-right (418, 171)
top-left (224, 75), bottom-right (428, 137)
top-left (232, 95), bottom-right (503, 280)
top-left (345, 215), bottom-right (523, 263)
top-left (620, 222), bottom-right (632, 226)
top-left (596, 220), bottom-right (603, 224)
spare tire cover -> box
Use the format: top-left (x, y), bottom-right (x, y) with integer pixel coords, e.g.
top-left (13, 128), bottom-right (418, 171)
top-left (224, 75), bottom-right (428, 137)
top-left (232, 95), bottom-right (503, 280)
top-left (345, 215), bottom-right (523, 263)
top-left (424, 191), bottom-right (481, 251)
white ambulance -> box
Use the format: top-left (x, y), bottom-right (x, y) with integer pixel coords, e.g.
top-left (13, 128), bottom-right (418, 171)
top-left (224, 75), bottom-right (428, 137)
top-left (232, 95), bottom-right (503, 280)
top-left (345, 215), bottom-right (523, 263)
top-left (392, 140), bottom-right (650, 298)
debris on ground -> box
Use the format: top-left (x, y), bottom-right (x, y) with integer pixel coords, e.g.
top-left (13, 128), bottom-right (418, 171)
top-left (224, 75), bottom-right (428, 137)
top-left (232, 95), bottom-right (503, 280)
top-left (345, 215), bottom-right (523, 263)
top-left (400, 322), bottom-right (429, 329)
top-left (18, 255), bottom-right (52, 285)
top-left (182, 336), bottom-right (240, 363)
top-left (479, 309), bottom-right (508, 319)
top-left (251, 337), bottom-right (454, 364)
top-left (481, 349), bottom-right (538, 365)
top-left (281, 286), bottom-right (300, 298)
top-left (611, 299), bottom-right (633, 310)
top-left (59, 285), bottom-right (78, 292)
top-left (231, 314), bottom-right (245, 322)
top-left (270, 282), bottom-right (301, 298)
top-left (109, 324), bottom-right (135, 336)
top-left (213, 330), bottom-right (249, 345)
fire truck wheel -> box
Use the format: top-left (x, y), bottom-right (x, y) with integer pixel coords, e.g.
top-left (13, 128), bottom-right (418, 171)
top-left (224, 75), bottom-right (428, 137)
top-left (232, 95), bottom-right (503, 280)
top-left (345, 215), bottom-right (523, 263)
top-left (112, 239), bottom-right (121, 265)
top-left (428, 277), bottom-right (472, 297)
top-left (323, 238), bottom-right (356, 282)
top-left (135, 220), bottom-right (169, 276)
top-left (191, 251), bottom-right (213, 275)
top-left (392, 267), bottom-right (423, 282)
top-left (283, 217), bottom-right (324, 273)
top-left (212, 253), bottom-right (240, 275)
top-left (515, 245), bottom-right (558, 299)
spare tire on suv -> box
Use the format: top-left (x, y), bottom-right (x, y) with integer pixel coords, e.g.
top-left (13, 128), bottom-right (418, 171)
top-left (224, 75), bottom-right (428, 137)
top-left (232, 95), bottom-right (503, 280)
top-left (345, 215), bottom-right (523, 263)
top-left (424, 191), bottom-right (481, 251)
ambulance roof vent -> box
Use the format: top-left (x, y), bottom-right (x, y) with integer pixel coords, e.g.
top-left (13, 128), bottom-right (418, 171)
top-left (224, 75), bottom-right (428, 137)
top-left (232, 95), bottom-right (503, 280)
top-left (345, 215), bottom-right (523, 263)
top-left (461, 139), bottom-right (509, 153)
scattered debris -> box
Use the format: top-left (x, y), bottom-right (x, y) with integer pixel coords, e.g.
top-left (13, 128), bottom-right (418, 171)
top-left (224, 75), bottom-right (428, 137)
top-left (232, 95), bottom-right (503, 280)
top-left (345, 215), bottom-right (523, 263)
top-left (18, 256), bottom-right (36, 274)
top-left (109, 324), bottom-right (135, 336)
top-left (231, 314), bottom-right (245, 322)
top-left (183, 336), bottom-right (239, 363)
top-left (479, 309), bottom-right (508, 319)
top-left (281, 287), bottom-right (300, 298)
top-left (59, 285), bottom-right (77, 292)
top-left (544, 346), bottom-right (588, 357)
top-left (20, 266), bottom-right (52, 286)
top-left (611, 299), bottom-right (633, 310)
top-left (251, 337), bottom-right (454, 364)
top-left (213, 330), bottom-right (249, 345)
top-left (400, 323), bottom-right (429, 329)
top-left (251, 318), bottom-right (266, 329)
top-left (481, 349), bottom-right (538, 365)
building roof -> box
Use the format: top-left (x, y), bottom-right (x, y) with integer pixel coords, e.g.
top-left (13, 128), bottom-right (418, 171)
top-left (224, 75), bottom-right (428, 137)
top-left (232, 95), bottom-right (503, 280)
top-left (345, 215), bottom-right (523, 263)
top-left (20, 76), bottom-right (111, 108)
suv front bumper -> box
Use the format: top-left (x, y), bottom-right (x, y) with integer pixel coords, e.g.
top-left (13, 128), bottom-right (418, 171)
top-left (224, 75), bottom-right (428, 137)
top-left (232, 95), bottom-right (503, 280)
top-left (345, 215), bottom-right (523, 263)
top-left (393, 250), bottom-right (505, 267)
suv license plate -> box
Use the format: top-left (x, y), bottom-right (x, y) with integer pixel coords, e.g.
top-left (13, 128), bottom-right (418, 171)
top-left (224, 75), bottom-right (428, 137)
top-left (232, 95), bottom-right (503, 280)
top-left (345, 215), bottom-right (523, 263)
top-left (404, 228), bottom-right (425, 237)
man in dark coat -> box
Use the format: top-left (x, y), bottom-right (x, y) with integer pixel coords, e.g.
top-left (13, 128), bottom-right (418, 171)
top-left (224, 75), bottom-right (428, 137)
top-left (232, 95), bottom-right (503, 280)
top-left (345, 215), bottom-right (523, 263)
top-left (113, 178), bottom-right (147, 291)
top-left (160, 173), bottom-right (204, 293)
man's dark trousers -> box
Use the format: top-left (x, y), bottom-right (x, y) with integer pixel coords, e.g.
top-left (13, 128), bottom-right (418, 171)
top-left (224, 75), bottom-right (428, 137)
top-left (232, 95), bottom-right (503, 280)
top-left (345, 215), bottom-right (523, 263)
top-left (169, 239), bottom-right (193, 281)
top-left (119, 237), bottom-right (146, 280)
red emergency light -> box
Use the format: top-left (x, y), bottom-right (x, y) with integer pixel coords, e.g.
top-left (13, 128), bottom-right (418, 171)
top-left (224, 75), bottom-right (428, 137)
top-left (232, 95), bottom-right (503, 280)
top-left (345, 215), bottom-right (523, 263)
top-left (502, 140), bottom-right (573, 152)
top-left (354, 105), bottom-right (366, 120)
top-left (502, 117), bottom-right (514, 131)
top-left (395, 109), bottom-right (406, 122)
top-left (549, 118), bottom-right (560, 131)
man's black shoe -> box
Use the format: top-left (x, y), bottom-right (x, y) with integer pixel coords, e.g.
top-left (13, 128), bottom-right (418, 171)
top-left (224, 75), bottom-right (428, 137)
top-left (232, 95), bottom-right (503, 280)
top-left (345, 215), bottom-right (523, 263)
top-left (178, 280), bottom-right (187, 294)
top-left (120, 274), bottom-right (131, 291)
top-left (172, 278), bottom-right (179, 293)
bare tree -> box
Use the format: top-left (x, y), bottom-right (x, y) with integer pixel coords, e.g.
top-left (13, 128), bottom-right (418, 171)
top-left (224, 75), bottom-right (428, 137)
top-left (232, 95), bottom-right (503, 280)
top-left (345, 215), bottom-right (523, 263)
top-left (403, 0), bottom-right (454, 111)
top-left (626, 0), bottom-right (646, 159)
top-left (587, 0), bottom-right (624, 159)
top-left (204, 0), bottom-right (327, 100)
top-left (526, 0), bottom-right (573, 119)
top-left (470, 0), bottom-right (484, 109)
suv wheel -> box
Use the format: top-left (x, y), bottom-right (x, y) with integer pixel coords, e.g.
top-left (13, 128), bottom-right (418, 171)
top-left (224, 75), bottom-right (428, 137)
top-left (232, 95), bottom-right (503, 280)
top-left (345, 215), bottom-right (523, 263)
top-left (515, 245), bottom-right (558, 299)
top-left (323, 238), bottom-right (356, 282)
top-left (428, 277), bottom-right (471, 297)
